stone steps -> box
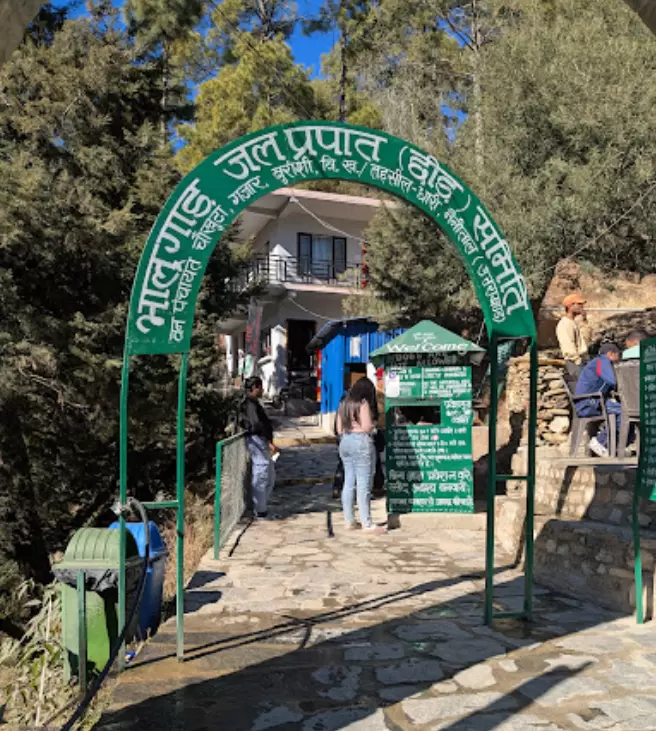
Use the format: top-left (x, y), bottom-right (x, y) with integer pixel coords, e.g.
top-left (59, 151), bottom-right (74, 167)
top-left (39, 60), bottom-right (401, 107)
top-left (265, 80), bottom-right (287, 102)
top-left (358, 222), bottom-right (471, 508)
top-left (391, 507), bottom-right (487, 532)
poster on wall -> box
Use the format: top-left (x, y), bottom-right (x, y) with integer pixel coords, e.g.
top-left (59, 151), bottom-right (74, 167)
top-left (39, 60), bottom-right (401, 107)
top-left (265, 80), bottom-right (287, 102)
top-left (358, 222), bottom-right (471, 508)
top-left (244, 302), bottom-right (263, 378)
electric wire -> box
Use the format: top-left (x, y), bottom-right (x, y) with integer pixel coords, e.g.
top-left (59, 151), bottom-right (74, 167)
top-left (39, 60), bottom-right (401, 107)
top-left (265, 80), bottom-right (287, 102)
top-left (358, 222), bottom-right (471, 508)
top-left (289, 195), bottom-right (368, 243)
top-left (287, 295), bottom-right (335, 321)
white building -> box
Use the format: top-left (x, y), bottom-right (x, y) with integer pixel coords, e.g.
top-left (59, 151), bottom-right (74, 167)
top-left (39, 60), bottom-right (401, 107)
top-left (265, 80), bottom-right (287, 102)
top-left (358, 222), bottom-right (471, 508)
top-left (219, 187), bottom-right (385, 397)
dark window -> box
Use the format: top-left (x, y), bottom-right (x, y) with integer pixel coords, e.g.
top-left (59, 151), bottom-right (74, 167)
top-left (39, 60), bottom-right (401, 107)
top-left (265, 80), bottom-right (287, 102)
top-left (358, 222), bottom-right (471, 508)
top-left (297, 233), bottom-right (349, 279)
top-left (298, 233), bottom-right (312, 276)
top-left (334, 237), bottom-right (346, 275)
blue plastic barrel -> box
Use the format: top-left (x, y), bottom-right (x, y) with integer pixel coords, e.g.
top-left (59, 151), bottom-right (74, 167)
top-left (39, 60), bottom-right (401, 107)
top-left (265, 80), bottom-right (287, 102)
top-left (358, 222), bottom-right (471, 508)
top-left (109, 521), bottom-right (168, 640)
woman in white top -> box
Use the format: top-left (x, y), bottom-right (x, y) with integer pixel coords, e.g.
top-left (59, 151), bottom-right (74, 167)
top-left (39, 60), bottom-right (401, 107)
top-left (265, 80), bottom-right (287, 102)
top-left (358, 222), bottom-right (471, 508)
top-left (336, 378), bottom-right (387, 534)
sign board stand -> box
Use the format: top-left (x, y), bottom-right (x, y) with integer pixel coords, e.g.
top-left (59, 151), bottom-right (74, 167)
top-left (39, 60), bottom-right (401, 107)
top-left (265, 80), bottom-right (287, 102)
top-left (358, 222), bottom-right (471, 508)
top-left (384, 359), bottom-right (475, 514)
top-left (633, 337), bottom-right (656, 623)
top-left (371, 321), bottom-right (537, 624)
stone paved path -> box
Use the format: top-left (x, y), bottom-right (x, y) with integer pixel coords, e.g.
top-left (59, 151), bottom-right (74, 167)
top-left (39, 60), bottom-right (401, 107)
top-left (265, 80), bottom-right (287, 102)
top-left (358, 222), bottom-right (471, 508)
top-left (99, 480), bottom-right (656, 731)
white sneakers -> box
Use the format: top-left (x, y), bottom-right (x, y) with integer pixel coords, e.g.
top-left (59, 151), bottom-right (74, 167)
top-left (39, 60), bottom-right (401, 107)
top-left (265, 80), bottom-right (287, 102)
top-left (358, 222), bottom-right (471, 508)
top-left (588, 437), bottom-right (609, 458)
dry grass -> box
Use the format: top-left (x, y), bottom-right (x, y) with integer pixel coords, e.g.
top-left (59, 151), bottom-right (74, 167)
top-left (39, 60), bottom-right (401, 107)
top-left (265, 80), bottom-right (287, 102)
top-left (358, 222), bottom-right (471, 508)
top-left (161, 490), bottom-right (215, 602)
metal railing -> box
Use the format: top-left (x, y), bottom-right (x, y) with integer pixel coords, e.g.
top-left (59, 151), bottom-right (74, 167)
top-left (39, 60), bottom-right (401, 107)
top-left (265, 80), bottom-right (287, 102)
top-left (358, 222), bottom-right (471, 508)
top-left (233, 254), bottom-right (364, 290)
top-left (213, 433), bottom-right (250, 558)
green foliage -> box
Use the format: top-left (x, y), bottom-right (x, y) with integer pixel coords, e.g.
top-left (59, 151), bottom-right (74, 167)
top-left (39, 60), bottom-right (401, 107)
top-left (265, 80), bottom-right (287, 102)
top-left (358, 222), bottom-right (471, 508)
top-left (177, 33), bottom-right (317, 170)
top-left (0, 5), bottom-right (246, 607)
top-left (454, 0), bottom-right (656, 299)
top-left (124, 0), bottom-right (204, 46)
top-left (0, 582), bottom-right (76, 728)
top-left (344, 203), bottom-right (476, 328)
top-left (344, 0), bottom-right (656, 320)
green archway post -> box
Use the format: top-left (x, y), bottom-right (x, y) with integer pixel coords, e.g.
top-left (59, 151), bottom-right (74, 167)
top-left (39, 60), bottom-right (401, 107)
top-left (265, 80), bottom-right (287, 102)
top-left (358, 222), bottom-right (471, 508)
top-left (119, 121), bottom-right (538, 661)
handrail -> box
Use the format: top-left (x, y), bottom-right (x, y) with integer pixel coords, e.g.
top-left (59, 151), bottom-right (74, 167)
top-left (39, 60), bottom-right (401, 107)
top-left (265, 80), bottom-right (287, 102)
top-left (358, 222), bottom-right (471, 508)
top-left (232, 254), bottom-right (364, 289)
top-left (214, 432), bottom-right (248, 559)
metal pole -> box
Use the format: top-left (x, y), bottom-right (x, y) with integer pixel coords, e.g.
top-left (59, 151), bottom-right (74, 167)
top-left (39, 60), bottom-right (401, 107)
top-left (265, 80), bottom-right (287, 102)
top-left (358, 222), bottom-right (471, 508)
top-left (485, 336), bottom-right (499, 625)
top-left (77, 571), bottom-right (87, 691)
top-left (118, 354), bottom-right (130, 672)
top-left (214, 441), bottom-right (224, 560)
top-left (524, 339), bottom-right (538, 620)
top-left (176, 352), bottom-right (189, 662)
top-left (633, 483), bottom-right (644, 623)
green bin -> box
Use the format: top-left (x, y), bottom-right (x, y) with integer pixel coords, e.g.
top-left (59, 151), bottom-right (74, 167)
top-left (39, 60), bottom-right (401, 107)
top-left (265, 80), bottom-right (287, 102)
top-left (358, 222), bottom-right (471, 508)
top-left (54, 527), bottom-right (143, 680)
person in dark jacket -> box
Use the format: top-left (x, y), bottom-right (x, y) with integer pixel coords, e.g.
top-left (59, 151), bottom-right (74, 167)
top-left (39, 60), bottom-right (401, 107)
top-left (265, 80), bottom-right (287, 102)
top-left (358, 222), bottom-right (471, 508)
top-left (575, 343), bottom-right (621, 457)
top-left (241, 376), bottom-right (278, 517)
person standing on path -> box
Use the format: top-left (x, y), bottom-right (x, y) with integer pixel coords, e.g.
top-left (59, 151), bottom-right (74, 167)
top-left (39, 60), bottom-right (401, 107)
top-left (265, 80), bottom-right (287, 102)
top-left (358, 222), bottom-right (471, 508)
top-left (241, 376), bottom-right (278, 518)
top-left (556, 293), bottom-right (589, 378)
top-left (336, 379), bottom-right (387, 534)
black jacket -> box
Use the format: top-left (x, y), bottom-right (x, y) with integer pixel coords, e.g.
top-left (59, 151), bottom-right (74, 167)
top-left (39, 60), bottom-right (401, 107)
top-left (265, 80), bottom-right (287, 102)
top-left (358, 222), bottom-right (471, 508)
top-left (242, 396), bottom-right (274, 443)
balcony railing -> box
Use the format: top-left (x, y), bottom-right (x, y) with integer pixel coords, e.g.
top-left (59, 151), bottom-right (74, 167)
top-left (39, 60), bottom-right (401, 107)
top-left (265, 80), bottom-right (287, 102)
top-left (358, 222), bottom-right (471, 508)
top-left (234, 255), bottom-right (364, 291)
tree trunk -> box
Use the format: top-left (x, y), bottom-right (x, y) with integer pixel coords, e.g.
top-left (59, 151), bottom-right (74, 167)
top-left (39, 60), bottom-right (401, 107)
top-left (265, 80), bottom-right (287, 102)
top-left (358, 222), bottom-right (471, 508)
top-left (0, 401), bottom-right (52, 585)
top-left (160, 43), bottom-right (169, 146)
top-left (623, 0), bottom-right (656, 35)
top-left (0, 0), bottom-right (45, 67)
top-left (339, 22), bottom-right (348, 123)
top-left (471, 0), bottom-right (484, 177)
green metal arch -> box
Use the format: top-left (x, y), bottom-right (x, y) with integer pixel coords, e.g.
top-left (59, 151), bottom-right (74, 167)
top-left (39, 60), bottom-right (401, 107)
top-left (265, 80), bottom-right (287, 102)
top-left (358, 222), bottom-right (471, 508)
top-left (119, 121), bottom-right (538, 661)
top-left (125, 121), bottom-right (535, 355)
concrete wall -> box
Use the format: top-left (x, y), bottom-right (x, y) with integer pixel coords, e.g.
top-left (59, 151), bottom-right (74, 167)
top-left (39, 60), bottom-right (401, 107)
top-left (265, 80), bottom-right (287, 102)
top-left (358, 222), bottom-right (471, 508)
top-left (229, 291), bottom-right (353, 394)
top-left (252, 210), bottom-right (365, 264)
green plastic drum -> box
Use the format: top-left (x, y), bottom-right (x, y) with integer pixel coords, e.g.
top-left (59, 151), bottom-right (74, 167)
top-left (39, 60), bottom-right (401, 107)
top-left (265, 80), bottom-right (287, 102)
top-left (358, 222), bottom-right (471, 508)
top-left (56, 527), bottom-right (142, 680)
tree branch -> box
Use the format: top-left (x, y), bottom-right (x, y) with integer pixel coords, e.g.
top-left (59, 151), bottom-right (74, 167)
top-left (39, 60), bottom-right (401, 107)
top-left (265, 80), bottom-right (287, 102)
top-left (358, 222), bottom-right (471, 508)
top-left (436, 12), bottom-right (475, 51)
top-left (16, 367), bottom-right (86, 410)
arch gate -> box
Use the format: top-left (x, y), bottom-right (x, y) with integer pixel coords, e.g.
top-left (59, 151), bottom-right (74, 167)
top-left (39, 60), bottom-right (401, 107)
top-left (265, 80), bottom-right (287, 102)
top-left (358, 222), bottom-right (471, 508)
top-left (118, 121), bottom-right (538, 662)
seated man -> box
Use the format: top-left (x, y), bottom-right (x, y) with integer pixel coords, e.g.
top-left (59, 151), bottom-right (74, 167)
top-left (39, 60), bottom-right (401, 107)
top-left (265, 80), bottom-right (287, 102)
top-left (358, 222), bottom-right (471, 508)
top-left (575, 343), bottom-right (621, 457)
top-left (623, 329), bottom-right (649, 360)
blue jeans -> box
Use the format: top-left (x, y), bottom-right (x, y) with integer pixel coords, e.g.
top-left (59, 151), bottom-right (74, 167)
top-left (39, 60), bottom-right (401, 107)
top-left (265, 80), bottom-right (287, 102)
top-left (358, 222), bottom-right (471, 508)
top-left (576, 398), bottom-right (622, 449)
top-left (339, 432), bottom-right (375, 528)
top-left (247, 436), bottom-right (275, 513)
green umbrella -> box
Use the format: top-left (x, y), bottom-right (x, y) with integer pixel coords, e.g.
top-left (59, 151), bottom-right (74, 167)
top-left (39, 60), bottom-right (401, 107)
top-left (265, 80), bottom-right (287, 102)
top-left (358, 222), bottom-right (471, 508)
top-left (371, 320), bottom-right (485, 366)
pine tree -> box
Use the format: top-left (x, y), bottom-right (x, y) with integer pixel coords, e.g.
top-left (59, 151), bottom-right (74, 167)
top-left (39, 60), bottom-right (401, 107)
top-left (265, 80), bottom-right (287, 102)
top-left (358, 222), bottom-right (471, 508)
top-left (0, 4), bottom-right (246, 599)
top-left (453, 0), bottom-right (656, 300)
top-left (345, 0), bottom-right (656, 322)
top-left (176, 2), bottom-right (317, 170)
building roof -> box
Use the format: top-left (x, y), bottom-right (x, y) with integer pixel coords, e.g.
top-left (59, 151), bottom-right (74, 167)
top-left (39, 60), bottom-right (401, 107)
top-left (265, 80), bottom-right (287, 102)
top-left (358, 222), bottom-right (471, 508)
top-left (306, 316), bottom-right (376, 353)
top-left (238, 187), bottom-right (391, 243)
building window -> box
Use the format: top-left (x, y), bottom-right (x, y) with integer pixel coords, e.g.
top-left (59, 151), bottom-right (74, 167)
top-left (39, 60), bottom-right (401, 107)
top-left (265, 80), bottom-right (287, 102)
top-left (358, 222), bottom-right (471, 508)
top-left (298, 233), bottom-right (347, 279)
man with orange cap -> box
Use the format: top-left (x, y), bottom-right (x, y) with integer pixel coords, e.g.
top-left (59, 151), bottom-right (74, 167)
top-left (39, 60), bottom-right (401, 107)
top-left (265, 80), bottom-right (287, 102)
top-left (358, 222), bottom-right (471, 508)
top-left (556, 293), bottom-right (589, 377)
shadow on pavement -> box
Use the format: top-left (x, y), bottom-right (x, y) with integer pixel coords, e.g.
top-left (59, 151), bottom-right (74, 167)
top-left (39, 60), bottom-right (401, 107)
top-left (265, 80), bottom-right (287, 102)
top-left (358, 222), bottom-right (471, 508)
top-left (98, 570), bottom-right (620, 731)
top-left (438, 665), bottom-right (590, 731)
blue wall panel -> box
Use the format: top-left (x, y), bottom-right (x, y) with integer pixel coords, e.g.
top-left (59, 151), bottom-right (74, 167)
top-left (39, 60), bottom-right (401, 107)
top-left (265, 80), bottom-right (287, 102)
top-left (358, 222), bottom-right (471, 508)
top-left (320, 322), bottom-right (406, 414)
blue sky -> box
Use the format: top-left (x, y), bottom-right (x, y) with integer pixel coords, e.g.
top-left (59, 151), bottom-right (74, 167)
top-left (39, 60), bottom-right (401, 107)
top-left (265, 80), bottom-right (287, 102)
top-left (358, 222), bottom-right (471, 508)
top-left (293, 0), bottom-right (335, 77)
top-left (54, 0), bottom-right (335, 78)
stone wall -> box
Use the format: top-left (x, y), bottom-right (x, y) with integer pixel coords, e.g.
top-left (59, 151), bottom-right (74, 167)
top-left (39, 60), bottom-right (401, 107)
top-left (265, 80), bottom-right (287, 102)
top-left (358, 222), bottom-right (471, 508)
top-left (505, 357), bottom-right (570, 447)
top-left (496, 448), bottom-right (655, 614)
